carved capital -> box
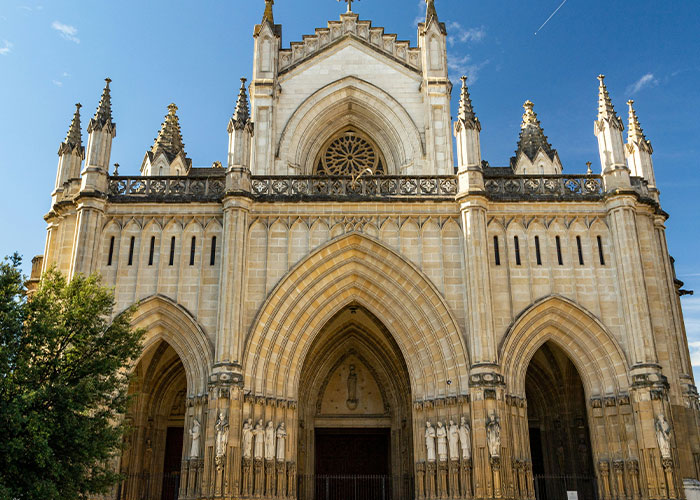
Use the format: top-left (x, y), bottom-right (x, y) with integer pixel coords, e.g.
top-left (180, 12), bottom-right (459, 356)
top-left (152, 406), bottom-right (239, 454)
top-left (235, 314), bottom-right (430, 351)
top-left (469, 372), bottom-right (505, 388)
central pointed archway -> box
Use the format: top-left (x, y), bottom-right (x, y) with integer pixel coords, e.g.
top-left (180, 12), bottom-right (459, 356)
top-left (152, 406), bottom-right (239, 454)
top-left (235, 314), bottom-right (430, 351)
top-left (297, 305), bottom-right (413, 500)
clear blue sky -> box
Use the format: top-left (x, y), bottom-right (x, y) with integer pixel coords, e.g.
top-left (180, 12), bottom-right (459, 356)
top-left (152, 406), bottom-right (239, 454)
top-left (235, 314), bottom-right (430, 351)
top-left (1, 0), bottom-right (699, 379)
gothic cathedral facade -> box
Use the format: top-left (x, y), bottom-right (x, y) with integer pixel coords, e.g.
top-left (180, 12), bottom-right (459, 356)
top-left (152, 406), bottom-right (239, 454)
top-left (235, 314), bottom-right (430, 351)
top-left (35, 1), bottom-right (700, 499)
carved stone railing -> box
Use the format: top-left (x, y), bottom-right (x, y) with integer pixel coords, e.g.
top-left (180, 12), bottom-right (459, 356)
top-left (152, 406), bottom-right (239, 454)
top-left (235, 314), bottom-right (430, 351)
top-left (108, 176), bottom-right (226, 202)
top-left (107, 173), bottom-right (652, 204)
top-left (249, 175), bottom-right (458, 200)
top-left (483, 175), bottom-right (604, 201)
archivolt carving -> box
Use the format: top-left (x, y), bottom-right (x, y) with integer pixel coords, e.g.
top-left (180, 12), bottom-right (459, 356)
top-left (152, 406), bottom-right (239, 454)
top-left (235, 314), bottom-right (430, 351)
top-left (124, 294), bottom-right (214, 395)
top-left (276, 77), bottom-right (424, 175)
top-left (499, 295), bottom-right (630, 398)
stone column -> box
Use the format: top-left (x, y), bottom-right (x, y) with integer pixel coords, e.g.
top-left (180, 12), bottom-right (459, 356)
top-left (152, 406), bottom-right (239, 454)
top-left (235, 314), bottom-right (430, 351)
top-left (69, 197), bottom-right (106, 278)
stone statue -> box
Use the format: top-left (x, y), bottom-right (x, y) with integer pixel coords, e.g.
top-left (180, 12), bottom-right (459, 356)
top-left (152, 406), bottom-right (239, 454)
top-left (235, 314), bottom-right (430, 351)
top-left (346, 364), bottom-right (358, 410)
top-left (448, 419), bottom-right (460, 461)
top-left (425, 421), bottom-right (436, 462)
top-left (276, 422), bottom-right (287, 461)
top-left (458, 416), bottom-right (471, 460)
top-left (189, 418), bottom-right (201, 459)
top-left (655, 414), bottom-right (672, 459)
top-left (264, 421), bottom-right (276, 460)
top-left (215, 411), bottom-right (229, 461)
top-left (436, 421), bottom-right (448, 462)
top-left (486, 414), bottom-right (501, 459)
top-left (253, 419), bottom-right (265, 460)
top-left (242, 418), bottom-right (253, 459)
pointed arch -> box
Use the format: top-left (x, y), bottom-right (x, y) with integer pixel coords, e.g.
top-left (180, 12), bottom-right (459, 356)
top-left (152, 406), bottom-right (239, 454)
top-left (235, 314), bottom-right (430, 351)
top-left (128, 294), bottom-right (213, 395)
top-left (276, 76), bottom-right (424, 174)
top-left (243, 233), bottom-right (469, 400)
top-left (500, 295), bottom-right (630, 398)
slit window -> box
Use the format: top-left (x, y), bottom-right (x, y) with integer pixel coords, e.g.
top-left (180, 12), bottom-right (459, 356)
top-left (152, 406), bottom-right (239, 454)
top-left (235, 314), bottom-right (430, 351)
top-left (535, 236), bottom-right (542, 266)
top-left (576, 236), bottom-right (584, 265)
top-left (189, 236), bottom-right (196, 266)
top-left (210, 236), bottom-right (217, 266)
top-left (555, 236), bottom-right (563, 266)
top-left (597, 236), bottom-right (606, 266)
top-left (494, 236), bottom-right (501, 266)
top-left (148, 236), bottom-right (155, 266)
top-left (169, 236), bottom-right (175, 266)
top-left (514, 236), bottom-right (521, 266)
top-left (107, 236), bottom-right (115, 266)
top-left (127, 236), bottom-right (135, 266)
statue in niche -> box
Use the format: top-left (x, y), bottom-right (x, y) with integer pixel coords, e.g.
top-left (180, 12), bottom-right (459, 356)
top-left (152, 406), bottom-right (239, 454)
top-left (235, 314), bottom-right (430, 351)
top-left (215, 411), bottom-right (229, 462)
top-left (448, 419), bottom-right (460, 461)
top-left (253, 419), bottom-right (265, 460)
top-left (436, 421), bottom-right (448, 462)
top-left (276, 422), bottom-right (287, 461)
top-left (242, 418), bottom-right (253, 459)
top-left (189, 418), bottom-right (201, 459)
top-left (346, 364), bottom-right (358, 410)
top-left (425, 421), bottom-right (436, 462)
top-left (655, 414), bottom-right (672, 459)
top-left (486, 414), bottom-right (501, 459)
top-left (264, 421), bottom-right (276, 460)
top-left (459, 416), bottom-right (471, 460)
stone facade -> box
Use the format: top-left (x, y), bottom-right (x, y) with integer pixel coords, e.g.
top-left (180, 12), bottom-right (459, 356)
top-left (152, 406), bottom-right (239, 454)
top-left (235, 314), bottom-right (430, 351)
top-left (36, 1), bottom-right (700, 499)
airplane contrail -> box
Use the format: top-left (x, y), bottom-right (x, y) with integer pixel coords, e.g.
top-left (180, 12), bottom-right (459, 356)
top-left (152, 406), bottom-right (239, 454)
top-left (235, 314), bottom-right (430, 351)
top-left (534, 0), bottom-right (570, 35)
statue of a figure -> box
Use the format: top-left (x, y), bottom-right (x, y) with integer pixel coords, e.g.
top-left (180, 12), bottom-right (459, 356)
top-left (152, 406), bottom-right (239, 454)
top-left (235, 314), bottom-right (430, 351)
top-left (264, 421), bottom-right (276, 460)
top-left (215, 411), bottom-right (229, 460)
top-left (189, 418), bottom-right (201, 459)
top-left (486, 414), bottom-right (501, 459)
top-left (253, 419), bottom-right (265, 460)
top-left (346, 364), bottom-right (358, 410)
top-left (242, 418), bottom-right (253, 459)
top-left (448, 420), bottom-right (460, 461)
top-left (458, 416), bottom-right (471, 460)
top-left (276, 422), bottom-right (287, 461)
top-left (436, 421), bottom-right (448, 462)
top-left (425, 421), bottom-right (436, 462)
top-left (655, 414), bottom-right (672, 459)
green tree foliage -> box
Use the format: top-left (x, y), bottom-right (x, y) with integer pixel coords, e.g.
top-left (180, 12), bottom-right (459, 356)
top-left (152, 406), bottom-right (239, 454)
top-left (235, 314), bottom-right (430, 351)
top-left (0, 254), bottom-right (144, 500)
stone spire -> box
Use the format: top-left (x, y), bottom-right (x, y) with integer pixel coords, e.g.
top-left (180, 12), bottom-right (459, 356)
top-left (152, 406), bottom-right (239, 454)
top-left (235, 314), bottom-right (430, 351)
top-left (58, 103), bottom-right (84, 157)
top-left (456, 76), bottom-right (480, 131)
top-left (152, 103), bottom-right (187, 162)
top-left (255, 0), bottom-right (279, 36)
top-left (424, 0), bottom-right (446, 34)
top-left (262, 0), bottom-right (274, 25)
top-left (228, 78), bottom-right (251, 132)
top-left (627, 100), bottom-right (652, 153)
top-left (625, 99), bottom-right (657, 194)
top-left (512, 101), bottom-right (557, 164)
top-left (594, 75), bottom-right (628, 183)
top-left (597, 75), bottom-right (623, 130)
top-left (88, 78), bottom-right (115, 134)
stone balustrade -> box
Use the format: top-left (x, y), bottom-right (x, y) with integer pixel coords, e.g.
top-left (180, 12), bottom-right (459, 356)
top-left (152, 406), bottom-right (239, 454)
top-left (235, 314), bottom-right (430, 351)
top-left (107, 174), bottom-right (654, 203)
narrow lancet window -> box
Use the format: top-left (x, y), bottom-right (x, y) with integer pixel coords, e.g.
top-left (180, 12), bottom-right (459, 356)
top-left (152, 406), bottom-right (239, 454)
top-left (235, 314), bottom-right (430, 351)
top-left (169, 236), bottom-right (175, 266)
top-left (128, 236), bottom-right (135, 266)
top-left (514, 236), bottom-right (521, 266)
top-left (556, 236), bottom-right (563, 266)
top-left (148, 236), bottom-right (155, 266)
top-left (494, 236), bottom-right (501, 266)
top-left (210, 236), bottom-right (217, 266)
top-left (576, 236), bottom-right (584, 265)
top-left (597, 236), bottom-right (606, 266)
top-left (535, 236), bottom-right (542, 265)
top-left (190, 236), bottom-right (196, 266)
top-left (107, 236), bottom-right (115, 266)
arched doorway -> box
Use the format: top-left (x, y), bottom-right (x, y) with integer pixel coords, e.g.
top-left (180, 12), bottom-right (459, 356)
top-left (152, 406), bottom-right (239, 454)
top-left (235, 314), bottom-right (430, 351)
top-left (119, 340), bottom-right (188, 500)
top-left (526, 341), bottom-right (595, 500)
top-left (297, 305), bottom-right (413, 500)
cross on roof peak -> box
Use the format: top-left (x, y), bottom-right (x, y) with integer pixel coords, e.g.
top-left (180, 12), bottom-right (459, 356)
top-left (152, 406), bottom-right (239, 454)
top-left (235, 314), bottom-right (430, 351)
top-left (338, 0), bottom-right (358, 13)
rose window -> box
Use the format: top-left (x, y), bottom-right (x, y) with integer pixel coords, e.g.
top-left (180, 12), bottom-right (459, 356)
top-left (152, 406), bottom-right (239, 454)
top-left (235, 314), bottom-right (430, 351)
top-left (316, 130), bottom-right (384, 176)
